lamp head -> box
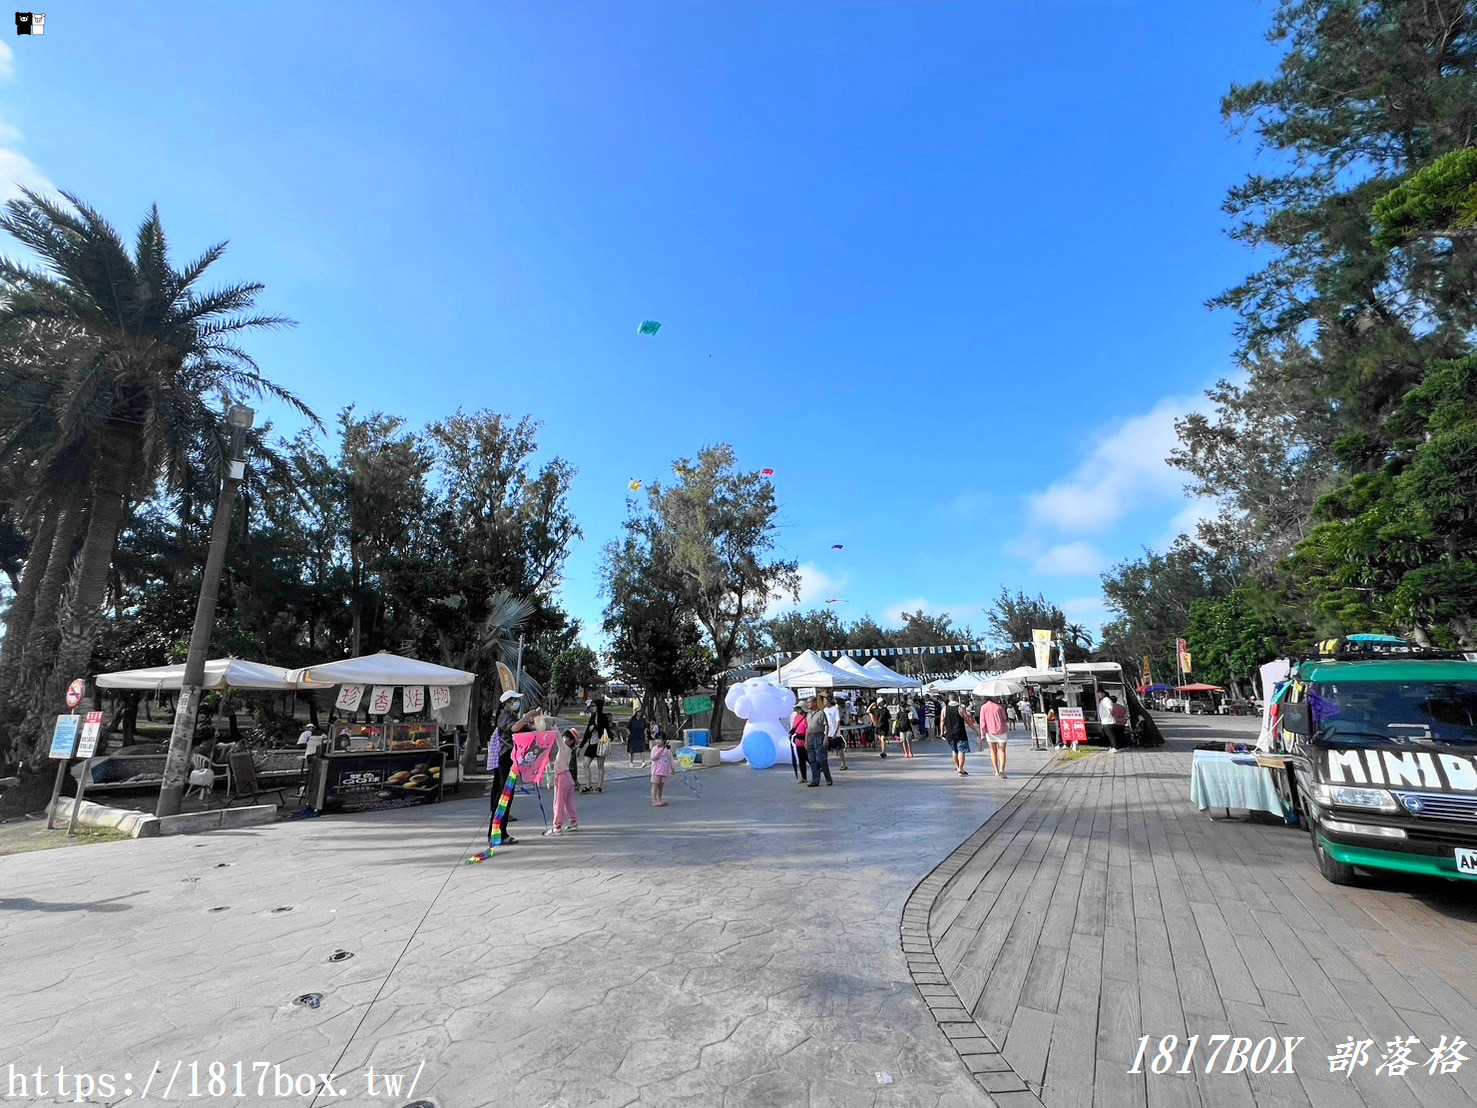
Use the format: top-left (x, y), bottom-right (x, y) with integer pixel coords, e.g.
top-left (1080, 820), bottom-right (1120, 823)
top-left (227, 404), bottom-right (255, 430)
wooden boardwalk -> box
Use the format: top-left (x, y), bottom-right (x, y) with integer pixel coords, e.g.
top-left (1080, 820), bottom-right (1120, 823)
top-left (909, 718), bottom-right (1477, 1108)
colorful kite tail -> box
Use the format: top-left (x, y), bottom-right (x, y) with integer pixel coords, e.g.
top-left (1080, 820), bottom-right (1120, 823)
top-left (466, 766), bottom-right (520, 864)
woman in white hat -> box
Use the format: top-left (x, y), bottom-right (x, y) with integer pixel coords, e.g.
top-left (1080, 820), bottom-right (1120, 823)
top-left (492, 689), bottom-right (537, 843)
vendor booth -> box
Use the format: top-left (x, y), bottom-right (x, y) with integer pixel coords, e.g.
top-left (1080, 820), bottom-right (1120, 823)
top-left (861, 658), bottom-right (922, 690)
top-left (289, 652), bottom-right (477, 814)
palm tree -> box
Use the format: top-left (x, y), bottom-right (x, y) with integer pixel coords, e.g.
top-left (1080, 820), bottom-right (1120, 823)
top-left (0, 189), bottom-right (317, 764)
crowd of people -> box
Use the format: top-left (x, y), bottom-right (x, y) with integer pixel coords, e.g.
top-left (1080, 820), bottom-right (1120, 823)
top-left (484, 685), bottom-right (1141, 842)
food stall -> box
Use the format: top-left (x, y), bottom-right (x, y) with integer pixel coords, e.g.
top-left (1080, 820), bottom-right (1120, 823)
top-left (290, 652), bottom-right (477, 814)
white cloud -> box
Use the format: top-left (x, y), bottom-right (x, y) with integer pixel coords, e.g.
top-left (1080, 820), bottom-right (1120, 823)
top-left (766, 561), bottom-right (848, 616)
top-left (1032, 541), bottom-right (1105, 576)
top-left (1026, 396), bottom-right (1198, 535)
top-left (0, 46), bottom-right (52, 203)
top-left (1061, 595), bottom-right (1112, 637)
top-left (881, 597), bottom-right (986, 630)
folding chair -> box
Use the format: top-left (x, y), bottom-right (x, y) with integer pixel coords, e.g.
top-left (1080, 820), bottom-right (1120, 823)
top-left (227, 750), bottom-right (288, 807)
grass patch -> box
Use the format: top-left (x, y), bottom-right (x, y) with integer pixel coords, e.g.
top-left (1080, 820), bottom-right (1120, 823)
top-left (1057, 747), bottom-right (1099, 763)
top-left (75, 826), bottom-right (131, 845)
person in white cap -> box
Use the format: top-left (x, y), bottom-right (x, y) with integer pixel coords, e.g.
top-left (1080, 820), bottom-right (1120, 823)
top-left (491, 690), bottom-right (537, 843)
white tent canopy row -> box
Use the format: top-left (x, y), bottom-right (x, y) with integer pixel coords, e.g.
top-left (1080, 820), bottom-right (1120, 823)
top-left (94, 651), bottom-right (478, 724)
top-left (926, 670), bottom-right (998, 694)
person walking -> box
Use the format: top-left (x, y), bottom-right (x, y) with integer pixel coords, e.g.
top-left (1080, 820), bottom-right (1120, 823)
top-left (1018, 696), bottom-right (1037, 749)
top-left (491, 690), bottom-right (536, 844)
top-left (650, 734), bottom-right (674, 806)
top-left (582, 696), bottom-right (611, 792)
top-left (627, 709), bottom-right (649, 768)
top-left (805, 696), bottom-right (833, 787)
top-left (874, 699), bottom-right (892, 759)
top-left (894, 699), bottom-right (916, 757)
top-left (822, 692), bottom-right (847, 770)
top-left (941, 695), bottom-right (977, 776)
top-left (788, 701), bottom-right (809, 783)
top-left (544, 728), bottom-right (581, 836)
top-left (1111, 695), bottom-right (1130, 750)
top-left (912, 697), bottom-right (928, 740)
top-left (981, 697), bottom-right (1010, 777)
top-left (1098, 690), bottom-right (1119, 752)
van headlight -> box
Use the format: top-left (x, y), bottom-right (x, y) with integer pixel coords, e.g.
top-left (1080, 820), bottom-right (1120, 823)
top-left (1308, 782), bottom-right (1397, 812)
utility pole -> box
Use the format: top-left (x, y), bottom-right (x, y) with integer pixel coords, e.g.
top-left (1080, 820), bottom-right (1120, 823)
top-left (157, 404), bottom-right (254, 816)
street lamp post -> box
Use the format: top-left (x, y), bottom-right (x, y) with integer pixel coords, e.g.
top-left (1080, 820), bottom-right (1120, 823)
top-left (157, 404), bottom-right (254, 817)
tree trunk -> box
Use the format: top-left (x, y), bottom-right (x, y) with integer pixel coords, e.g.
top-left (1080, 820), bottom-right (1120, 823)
top-left (30, 434), bottom-right (137, 768)
top-left (0, 504), bottom-right (58, 696)
top-left (7, 502), bottom-right (80, 730)
top-left (121, 693), bottom-right (138, 745)
top-left (708, 676), bottom-right (729, 744)
top-left (460, 680), bottom-right (484, 776)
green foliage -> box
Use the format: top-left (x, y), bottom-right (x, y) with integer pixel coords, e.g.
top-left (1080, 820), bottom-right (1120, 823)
top-left (550, 646), bottom-right (602, 707)
top-left (1186, 584), bottom-right (1303, 689)
top-left (1287, 353), bottom-right (1477, 646)
top-left (1373, 146), bottom-right (1477, 249)
top-left (765, 608), bottom-right (849, 655)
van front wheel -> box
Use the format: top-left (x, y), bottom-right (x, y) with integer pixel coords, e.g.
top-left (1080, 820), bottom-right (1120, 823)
top-left (1311, 824), bottom-right (1360, 886)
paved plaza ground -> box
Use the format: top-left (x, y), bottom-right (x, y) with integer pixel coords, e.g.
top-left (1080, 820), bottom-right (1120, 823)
top-left (3, 718), bottom-right (1477, 1108)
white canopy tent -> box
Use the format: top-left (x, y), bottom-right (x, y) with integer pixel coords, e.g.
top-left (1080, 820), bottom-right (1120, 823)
top-left (767, 649), bottom-right (868, 690)
top-left (861, 658), bottom-right (921, 689)
top-left (95, 657), bottom-right (298, 691)
top-left (927, 671), bottom-right (992, 694)
top-left (287, 651), bottom-right (478, 726)
top-left (831, 655), bottom-right (896, 689)
top-left (288, 651), bottom-right (477, 688)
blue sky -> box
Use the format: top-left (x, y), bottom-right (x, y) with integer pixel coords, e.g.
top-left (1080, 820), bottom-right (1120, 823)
top-left (2, 2), bottom-right (1282, 650)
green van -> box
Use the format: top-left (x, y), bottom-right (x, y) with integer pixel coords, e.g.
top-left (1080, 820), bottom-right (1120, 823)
top-left (1272, 639), bottom-right (1477, 886)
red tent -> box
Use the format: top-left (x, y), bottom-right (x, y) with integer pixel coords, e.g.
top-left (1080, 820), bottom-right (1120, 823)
top-left (1176, 683), bottom-right (1224, 693)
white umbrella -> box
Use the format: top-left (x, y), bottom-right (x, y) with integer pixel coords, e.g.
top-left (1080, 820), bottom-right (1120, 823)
top-left (973, 676), bottom-right (1024, 698)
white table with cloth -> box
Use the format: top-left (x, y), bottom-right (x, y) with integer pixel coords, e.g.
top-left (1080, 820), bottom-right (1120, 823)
top-left (1190, 750), bottom-right (1294, 821)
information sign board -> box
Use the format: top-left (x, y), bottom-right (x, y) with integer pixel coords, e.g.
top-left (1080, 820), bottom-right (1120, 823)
top-left (77, 711), bottom-right (104, 758)
top-left (49, 715), bottom-right (81, 759)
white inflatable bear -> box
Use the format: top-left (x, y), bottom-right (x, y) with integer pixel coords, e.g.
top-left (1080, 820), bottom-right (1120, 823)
top-left (720, 678), bottom-right (797, 769)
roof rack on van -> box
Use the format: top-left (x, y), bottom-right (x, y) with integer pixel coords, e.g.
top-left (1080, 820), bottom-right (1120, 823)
top-left (1308, 635), bottom-right (1464, 662)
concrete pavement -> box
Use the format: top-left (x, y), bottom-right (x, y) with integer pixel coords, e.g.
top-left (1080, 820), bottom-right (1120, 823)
top-left (0, 734), bottom-right (1054, 1108)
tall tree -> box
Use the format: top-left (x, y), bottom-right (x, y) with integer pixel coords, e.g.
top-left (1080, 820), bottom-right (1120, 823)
top-left (613, 445), bottom-right (797, 741)
top-left (0, 190), bottom-right (314, 767)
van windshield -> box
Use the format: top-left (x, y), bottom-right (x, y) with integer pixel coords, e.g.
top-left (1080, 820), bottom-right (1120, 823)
top-left (1309, 681), bottom-right (1477, 746)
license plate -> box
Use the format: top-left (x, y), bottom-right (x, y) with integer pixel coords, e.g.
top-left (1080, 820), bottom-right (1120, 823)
top-left (1456, 848), bottom-right (1477, 875)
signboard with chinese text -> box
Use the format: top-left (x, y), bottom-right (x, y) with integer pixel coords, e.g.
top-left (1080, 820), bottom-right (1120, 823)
top-left (1059, 707), bottom-right (1087, 746)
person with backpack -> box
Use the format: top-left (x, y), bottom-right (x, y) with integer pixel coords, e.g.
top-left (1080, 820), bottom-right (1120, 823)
top-left (873, 699), bottom-right (892, 758)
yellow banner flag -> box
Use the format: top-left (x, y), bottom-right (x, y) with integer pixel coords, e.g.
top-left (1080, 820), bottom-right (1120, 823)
top-left (496, 661), bottom-right (517, 697)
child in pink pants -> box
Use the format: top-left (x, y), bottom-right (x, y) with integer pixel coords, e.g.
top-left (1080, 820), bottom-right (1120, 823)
top-left (545, 728), bottom-right (581, 836)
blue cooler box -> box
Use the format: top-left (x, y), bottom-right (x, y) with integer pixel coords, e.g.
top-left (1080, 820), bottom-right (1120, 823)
top-left (683, 728), bottom-right (710, 747)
